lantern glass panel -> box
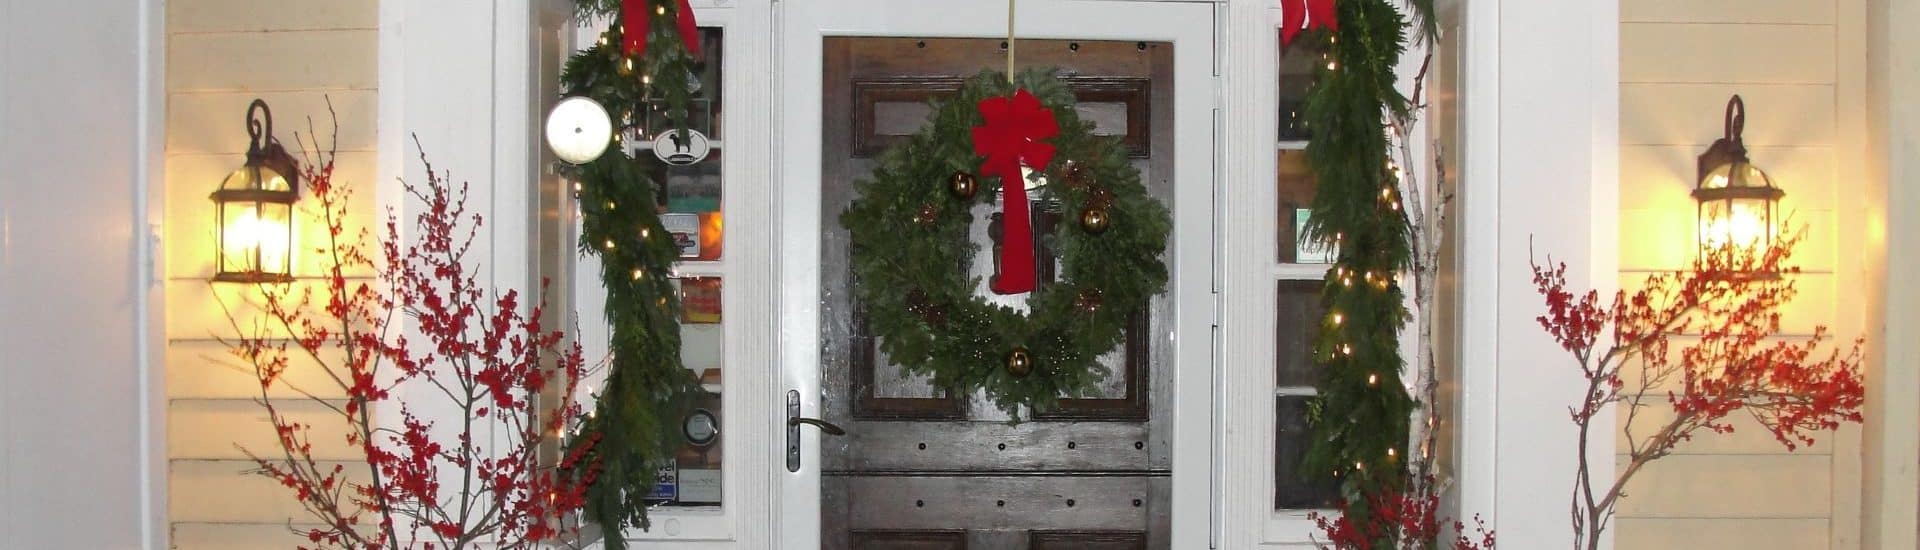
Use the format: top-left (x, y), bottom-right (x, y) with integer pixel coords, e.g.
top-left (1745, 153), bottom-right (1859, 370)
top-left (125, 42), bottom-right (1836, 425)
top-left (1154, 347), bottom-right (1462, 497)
top-left (220, 201), bottom-right (294, 277)
top-left (1699, 196), bottom-right (1774, 252)
top-left (221, 165), bottom-right (292, 193)
top-left (1701, 161), bottom-right (1773, 191)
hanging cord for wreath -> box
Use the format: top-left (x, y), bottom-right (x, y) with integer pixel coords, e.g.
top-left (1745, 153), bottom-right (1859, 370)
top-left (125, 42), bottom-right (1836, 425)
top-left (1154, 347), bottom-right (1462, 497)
top-left (1006, 0), bottom-right (1016, 82)
top-left (975, 0), bottom-right (1049, 294)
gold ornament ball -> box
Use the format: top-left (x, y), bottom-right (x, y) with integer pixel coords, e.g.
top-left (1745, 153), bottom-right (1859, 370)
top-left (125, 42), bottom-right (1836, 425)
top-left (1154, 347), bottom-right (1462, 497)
top-left (1080, 207), bottom-right (1111, 234)
top-left (1005, 347), bottom-right (1034, 378)
top-left (948, 172), bottom-right (978, 201)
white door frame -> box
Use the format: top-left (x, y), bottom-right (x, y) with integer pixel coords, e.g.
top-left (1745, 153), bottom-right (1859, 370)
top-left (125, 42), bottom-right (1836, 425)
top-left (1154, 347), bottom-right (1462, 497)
top-left (774, 1), bottom-right (1220, 547)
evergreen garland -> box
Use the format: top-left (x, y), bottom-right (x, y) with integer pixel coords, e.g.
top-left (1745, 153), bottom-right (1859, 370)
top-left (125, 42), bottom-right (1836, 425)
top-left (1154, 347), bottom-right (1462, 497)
top-left (560, 0), bottom-right (703, 547)
top-left (841, 70), bottom-right (1170, 418)
top-left (1297, 0), bottom-right (1431, 537)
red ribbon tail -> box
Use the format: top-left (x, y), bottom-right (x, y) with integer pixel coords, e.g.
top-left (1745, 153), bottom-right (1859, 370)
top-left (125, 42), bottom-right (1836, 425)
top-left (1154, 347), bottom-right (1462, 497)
top-left (622, 0), bottom-right (649, 56)
top-left (1280, 0), bottom-right (1305, 46)
top-left (675, 0), bottom-right (702, 59)
top-left (991, 166), bottom-right (1038, 295)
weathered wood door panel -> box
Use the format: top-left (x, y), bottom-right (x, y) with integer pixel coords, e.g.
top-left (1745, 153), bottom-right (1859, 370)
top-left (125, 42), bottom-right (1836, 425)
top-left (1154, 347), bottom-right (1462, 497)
top-left (818, 37), bottom-right (1175, 550)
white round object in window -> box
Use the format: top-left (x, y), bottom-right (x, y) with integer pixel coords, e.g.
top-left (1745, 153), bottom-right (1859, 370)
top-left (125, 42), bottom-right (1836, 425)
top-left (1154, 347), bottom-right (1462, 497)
top-left (544, 96), bottom-right (614, 165)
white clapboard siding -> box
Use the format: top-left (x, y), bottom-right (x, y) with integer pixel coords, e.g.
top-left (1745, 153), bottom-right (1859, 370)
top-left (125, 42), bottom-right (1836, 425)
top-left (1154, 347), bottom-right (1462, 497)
top-left (1614, 396), bottom-right (1839, 456)
top-left (168, 90), bottom-right (378, 154)
top-left (1615, 271), bottom-right (1839, 336)
top-left (168, 30), bottom-right (377, 92)
top-left (167, 340), bottom-right (353, 400)
top-left (170, 399), bottom-right (358, 461)
top-left (166, 1), bottom-right (381, 547)
top-left (1622, 84), bottom-right (1836, 147)
top-left (169, 0), bottom-right (377, 33)
top-left (1615, 453), bottom-right (1833, 518)
top-left (1622, 24), bottom-right (1835, 85)
top-left (170, 459), bottom-right (364, 523)
top-left (1616, 1), bottom-right (1851, 547)
top-left (1622, 0), bottom-right (1835, 25)
top-left (1616, 518), bottom-right (1831, 550)
top-left (171, 522), bottom-right (333, 550)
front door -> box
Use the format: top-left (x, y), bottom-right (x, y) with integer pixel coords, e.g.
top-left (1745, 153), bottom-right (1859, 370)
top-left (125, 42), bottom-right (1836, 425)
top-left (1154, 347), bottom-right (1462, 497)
top-left (776, 2), bottom-right (1219, 549)
top-left (816, 37), bottom-right (1173, 549)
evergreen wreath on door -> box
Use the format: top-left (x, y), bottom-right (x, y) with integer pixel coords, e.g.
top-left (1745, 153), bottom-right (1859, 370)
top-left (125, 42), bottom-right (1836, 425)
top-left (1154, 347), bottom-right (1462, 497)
top-left (840, 69), bottom-right (1171, 419)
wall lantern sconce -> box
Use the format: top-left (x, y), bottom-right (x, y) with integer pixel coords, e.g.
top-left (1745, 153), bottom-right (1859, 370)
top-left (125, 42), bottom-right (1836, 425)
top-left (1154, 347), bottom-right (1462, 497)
top-left (1694, 95), bottom-right (1784, 258)
top-left (211, 99), bottom-right (299, 283)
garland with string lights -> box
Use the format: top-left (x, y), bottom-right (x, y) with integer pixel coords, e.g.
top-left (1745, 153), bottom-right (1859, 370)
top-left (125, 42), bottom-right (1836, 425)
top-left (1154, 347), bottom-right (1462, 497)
top-left (559, 0), bottom-right (704, 546)
top-left (1291, 0), bottom-right (1434, 540)
top-left (840, 69), bottom-right (1170, 418)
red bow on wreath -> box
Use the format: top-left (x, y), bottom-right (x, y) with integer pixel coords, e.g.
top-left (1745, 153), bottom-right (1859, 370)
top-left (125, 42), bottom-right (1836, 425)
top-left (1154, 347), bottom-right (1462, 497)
top-left (971, 88), bottom-right (1059, 295)
top-left (623, 0), bottom-right (702, 59)
top-left (1281, 0), bottom-right (1337, 47)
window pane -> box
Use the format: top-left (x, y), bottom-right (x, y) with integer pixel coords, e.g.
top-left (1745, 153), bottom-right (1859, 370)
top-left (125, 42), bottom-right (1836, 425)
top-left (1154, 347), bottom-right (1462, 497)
top-left (1276, 395), bottom-right (1340, 509)
top-left (1276, 280), bottom-right (1324, 387)
top-left (651, 276), bottom-right (724, 506)
top-left (1278, 37), bottom-right (1325, 141)
top-left (1277, 149), bottom-right (1324, 264)
top-left (634, 28), bottom-right (724, 261)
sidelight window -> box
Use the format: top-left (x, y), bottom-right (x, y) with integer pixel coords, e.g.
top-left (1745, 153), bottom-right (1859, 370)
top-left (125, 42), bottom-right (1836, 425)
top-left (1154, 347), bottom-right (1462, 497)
top-left (1273, 35), bottom-right (1342, 513)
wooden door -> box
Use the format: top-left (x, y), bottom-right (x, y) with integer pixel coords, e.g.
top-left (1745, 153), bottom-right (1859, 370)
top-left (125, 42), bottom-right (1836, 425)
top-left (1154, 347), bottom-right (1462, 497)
top-left (817, 37), bottom-right (1176, 550)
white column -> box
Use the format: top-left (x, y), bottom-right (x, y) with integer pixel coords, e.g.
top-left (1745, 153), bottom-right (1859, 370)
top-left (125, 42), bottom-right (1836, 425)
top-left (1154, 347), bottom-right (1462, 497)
top-left (378, 0), bottom-right (539, 532)
top-left (0, 0), bottom-right (166, 548)
top-left (1863, 0), bottom-right (1920, 546)
top-left (1457, 0), bottom-right (1619, 547)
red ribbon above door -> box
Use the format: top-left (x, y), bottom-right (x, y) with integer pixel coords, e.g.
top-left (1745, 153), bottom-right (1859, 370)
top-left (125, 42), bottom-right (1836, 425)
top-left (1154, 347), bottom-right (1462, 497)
top-left (623, 0), bottom-right (702, 59)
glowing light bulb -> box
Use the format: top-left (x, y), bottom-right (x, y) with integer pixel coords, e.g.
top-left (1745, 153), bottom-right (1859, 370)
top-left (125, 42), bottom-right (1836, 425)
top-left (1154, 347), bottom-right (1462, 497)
top-left (222, 205), bottom-right (292, 274)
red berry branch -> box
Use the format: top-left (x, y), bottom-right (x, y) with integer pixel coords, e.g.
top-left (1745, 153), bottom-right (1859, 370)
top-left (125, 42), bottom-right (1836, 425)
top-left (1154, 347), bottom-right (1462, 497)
top-left (1532, 231), bottom-right (1865, 550)
top-left (216, 113), bottom-right (594, 549)
top-left (1312, 477), bottom-right (1496, 550)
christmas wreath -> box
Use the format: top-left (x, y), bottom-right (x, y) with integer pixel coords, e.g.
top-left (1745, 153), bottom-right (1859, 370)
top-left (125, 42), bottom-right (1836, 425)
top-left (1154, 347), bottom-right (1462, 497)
top-left (841, 69), bottom-right (1171, 418)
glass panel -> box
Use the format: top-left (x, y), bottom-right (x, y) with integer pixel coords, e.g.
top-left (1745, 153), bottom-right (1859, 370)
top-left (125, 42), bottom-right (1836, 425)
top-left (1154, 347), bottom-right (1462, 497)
top-left (1277, 37), bottom-right (1326, 141)
top-left (1277, 149), bottom-right (1323, 264)
top-left (653, 276), bottom-right (723, 506)
top-left (1275, 395), bottom-right (1341, 509)
top-left (1276, 280), bottom-right (1323, 387)
top-left (633, 28), bottom-right (724, 261)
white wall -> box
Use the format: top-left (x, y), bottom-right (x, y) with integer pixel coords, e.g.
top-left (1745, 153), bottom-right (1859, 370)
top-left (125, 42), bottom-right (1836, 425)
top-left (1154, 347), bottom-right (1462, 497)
top-left (0, 0), bottom-right (165, 548)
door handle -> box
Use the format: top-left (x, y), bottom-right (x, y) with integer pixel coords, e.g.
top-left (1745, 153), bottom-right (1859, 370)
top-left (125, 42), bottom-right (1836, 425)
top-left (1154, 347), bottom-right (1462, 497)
top-left (788, 416), bottom-right (847, 436)
top-left (787, 389), bottom-right (846, 472)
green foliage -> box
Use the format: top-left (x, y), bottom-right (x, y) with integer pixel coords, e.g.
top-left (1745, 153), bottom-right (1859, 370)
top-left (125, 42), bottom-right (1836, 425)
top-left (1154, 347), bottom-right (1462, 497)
top-left (1298, 0), bottom-right (1428, 540)
top-left (566, 154), bottom-right (702, 547)
top-left (561, 0), bottom-right (704, 546)
top-left (563, 0), bottom-right (699, 137)
top-left (840, 70), bottom-right (1171, 419)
